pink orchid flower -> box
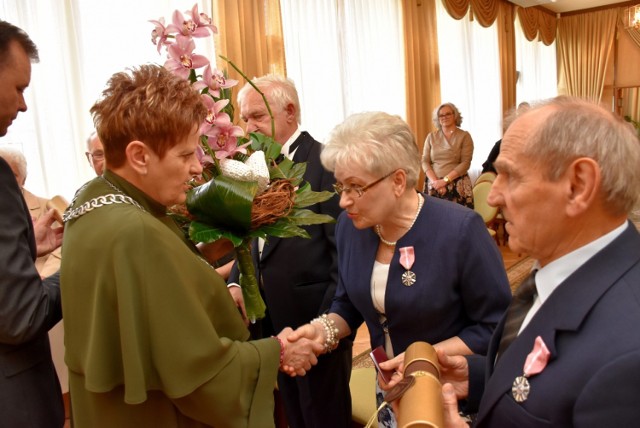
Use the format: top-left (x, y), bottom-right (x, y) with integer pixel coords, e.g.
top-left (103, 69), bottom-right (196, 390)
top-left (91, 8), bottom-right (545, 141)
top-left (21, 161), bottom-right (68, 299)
top-left (149, 17), bottom-right (172, 54)
top-left (167, 4), bottom-right (216, 39)
top-left (164, 35), bottom-right (210, 79)
top-left (189, 4), bottom-right (218, 36)
top-left (201, 95), bottom-right (230, 126)
top-left (195, 145), bottom-right (215, 166)
top-left (193, 65), bottom-right (239, 98)
top-left (202, 121), bottom-right (248, 160)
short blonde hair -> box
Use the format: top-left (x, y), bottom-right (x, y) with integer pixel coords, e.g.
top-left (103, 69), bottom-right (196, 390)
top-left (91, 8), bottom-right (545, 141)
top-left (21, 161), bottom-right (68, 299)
top-left (432, 102), bottom-right (463, 130)
top-left (321, 111), bottom-right (420, 188)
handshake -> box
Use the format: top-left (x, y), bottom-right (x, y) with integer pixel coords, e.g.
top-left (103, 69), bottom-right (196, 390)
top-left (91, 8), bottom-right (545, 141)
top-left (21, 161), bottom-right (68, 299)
top-left (274, 315), bottom-right (341, 377)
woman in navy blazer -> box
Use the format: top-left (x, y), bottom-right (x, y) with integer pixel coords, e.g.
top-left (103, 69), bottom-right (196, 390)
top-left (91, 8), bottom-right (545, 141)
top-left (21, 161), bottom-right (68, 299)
top-left (289, 112), bottom-right (511, 427)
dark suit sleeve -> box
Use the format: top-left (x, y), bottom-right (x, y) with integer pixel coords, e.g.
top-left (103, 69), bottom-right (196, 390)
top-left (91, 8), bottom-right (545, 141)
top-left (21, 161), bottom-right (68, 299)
top-left (462, 354), bottom-right (487, 414)
top-left (574, 349), bottom-right (640, 427)
top-left (316, 162), bottom-right (341, 313)
top-left (0, 158), bottom-right (62, 345)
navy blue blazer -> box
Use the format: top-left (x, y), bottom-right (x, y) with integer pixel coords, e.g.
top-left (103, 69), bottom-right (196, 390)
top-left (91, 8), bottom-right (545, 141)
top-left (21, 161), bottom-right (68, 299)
top-left (470, 221), bottom-right (640, 427)
top-left (0, 157), bottom-right (64, 427)
top-left (330, 195), bottom-right (511, 355)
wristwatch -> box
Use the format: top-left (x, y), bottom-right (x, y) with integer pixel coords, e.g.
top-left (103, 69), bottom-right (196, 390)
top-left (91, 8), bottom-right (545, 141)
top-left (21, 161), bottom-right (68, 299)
top-left (443, 176), bottom-right (451, 184)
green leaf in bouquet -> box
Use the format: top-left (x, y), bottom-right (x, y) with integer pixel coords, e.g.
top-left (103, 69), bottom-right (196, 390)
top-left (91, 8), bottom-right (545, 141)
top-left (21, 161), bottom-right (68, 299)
top-left (286, 209), bottom-right (336, 226)
top-left (186, 175), bottom-right (258, 234)
top-left (259, 218), bottom-right (311, 239)
top-left (248, 132), bottom-right (282, 161)
top-left (189, 221), bottom-right (245, 247)
top-left (293, 183), bottom-right (335, 208)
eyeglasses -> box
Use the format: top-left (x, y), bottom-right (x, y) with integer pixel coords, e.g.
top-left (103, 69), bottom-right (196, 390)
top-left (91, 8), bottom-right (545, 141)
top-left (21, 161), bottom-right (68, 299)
top-left (438, 112), bottom-right (454, 119)
top-left (85, 151), bottom-right (104, 162)
top-left (333, 170), bottom-right (396, 198)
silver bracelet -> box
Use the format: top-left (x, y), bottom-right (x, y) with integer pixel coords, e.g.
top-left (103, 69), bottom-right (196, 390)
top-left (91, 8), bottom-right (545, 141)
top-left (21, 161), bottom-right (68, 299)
top-left (311, 314), bottom-right (339, 353)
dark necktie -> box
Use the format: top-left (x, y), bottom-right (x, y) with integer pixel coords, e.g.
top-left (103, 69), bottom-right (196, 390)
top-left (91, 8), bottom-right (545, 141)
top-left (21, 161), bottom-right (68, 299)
top-left (275, 138), bottom-right (302, 164)
top-left (497, 270), bottom-right (538, 360)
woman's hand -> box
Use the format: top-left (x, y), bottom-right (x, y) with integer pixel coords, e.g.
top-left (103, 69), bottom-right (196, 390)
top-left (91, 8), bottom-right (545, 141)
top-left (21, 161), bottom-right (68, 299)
top-left (378, 352), bottom-right (405, 390)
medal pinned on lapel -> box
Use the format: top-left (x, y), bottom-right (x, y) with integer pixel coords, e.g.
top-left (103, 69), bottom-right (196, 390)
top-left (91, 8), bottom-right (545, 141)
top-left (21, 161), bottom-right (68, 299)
top-left (399, 246), bottom-right (416, 286)
top-left (512, 336), bottom-right (550, 402)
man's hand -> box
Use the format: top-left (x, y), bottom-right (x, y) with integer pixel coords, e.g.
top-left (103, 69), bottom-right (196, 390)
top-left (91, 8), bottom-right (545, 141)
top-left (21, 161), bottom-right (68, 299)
top-left (442, 383), bottom-right (470, 428)
top-left (227, 285), bottom-right (248, 326)
top-left (34, 209), bottom-right (63, 257)
top-left (437, 350), bottom-right (470, 399)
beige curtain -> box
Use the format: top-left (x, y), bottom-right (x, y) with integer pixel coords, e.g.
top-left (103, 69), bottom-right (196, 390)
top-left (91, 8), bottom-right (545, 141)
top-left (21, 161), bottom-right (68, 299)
top-left (441, 0), bottom-right (499, 27)
top-left (433, 0), bottom-right (517, 115)
top-left (517, 6), bottom-right (557, 45)
top-left (211, 0), bottom-right (286, 113)
top-left (402, 0), bottom-right (441, 190)
top-left (557, 8), bottom-right (618, 102)
top-left (498, 1), bottom-right (516, 116)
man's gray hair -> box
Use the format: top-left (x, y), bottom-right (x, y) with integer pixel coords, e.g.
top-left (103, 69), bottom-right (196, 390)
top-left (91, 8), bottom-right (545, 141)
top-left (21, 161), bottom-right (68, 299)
top-left (521, 96), bottom-right (640, 215)
top-left (237, 74), bottom-right (301, 124)
top-left (0, 146), bottom-right (27, 184)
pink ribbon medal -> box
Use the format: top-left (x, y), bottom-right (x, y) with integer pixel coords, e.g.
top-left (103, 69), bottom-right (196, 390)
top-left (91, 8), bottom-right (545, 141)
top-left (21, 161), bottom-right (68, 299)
top-left (399, 246), bottom-right (416, 286)
top-left (512, 336), bottom-right (551, 402)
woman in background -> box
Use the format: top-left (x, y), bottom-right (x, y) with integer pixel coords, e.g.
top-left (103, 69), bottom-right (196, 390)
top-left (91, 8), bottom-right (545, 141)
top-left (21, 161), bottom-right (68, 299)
top-left (422, 102), bottom-right (474, 208)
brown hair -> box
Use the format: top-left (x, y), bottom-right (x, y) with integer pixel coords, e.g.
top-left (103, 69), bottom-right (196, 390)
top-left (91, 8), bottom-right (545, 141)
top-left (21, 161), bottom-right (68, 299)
top-left (90, 65), bottom-right (206, 168)
top-left (0, 21), bottom-right (39, 70)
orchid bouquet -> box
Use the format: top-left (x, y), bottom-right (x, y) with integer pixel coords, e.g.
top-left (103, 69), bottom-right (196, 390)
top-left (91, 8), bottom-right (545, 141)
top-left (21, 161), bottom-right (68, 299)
top-left (150, 4), bottom-right (335, 321)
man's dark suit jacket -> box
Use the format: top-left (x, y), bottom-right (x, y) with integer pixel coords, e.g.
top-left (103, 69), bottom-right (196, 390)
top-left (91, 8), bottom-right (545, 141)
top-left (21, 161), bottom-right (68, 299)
top-left (0, 157), bottom-right (64, 427)
top-left (467, 221), bottom-right (640, 427)
top-left (229, 131), bottom-right (352, 428)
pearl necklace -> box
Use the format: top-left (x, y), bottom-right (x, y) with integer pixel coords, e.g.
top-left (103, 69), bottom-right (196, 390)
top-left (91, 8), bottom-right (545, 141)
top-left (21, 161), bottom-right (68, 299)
top-left (375, 193), bottom-right (424, 247)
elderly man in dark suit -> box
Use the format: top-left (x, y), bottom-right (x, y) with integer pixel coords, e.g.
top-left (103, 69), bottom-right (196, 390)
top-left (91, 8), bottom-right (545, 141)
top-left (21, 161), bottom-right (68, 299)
top-left (438, 96), bottom-right (640, 427)
top-left (0, 20), bottom-right (65, 427)
top-left (228, 74), bottom-right (351, 428)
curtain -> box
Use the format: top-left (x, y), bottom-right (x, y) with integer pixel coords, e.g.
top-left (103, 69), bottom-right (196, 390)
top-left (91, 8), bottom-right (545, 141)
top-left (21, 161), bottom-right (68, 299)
top-left (441, 0), bottom-right (499, 27)
top-left (211, 0), bottom-right (285, 84)
top-left (517, 6), bottom-right (557, 45)
top-left (436, 0), bottom-right (503, 175)
top-left (279, 0), bottom-right (405, 142)
top-left (497, 1), bottom-right (516, 115)
top-left (557, 8), bottom-right (618, 102)
top-left (402, 0), bottom-right (441, 190)
top-left (0, 0), bottom-right (208, 200)
top-left (515, 16), bottom-right (557, 105)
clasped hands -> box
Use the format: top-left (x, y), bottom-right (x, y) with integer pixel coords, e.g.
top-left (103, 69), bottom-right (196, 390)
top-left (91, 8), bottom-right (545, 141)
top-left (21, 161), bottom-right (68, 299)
top-left (276, 323), bottom-right (331, 377)
top-left (432, 179), bottom-right (448, 195)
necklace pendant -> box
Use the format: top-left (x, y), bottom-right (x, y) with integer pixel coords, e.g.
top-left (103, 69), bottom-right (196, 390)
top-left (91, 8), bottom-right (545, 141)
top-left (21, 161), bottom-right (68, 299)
top-left (401, 270), bottom-right (416, 286)
top-left (512, 375), bottom-right (530, 402)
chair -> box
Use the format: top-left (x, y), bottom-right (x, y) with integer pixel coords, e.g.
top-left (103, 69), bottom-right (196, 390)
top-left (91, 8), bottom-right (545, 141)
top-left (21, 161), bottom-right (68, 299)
top-left (474, 171), bottom-right (497, 186)
top-left (350, 367), bottom-right (378, 427)
top-left (472, 181), bottom-right (499, 243)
